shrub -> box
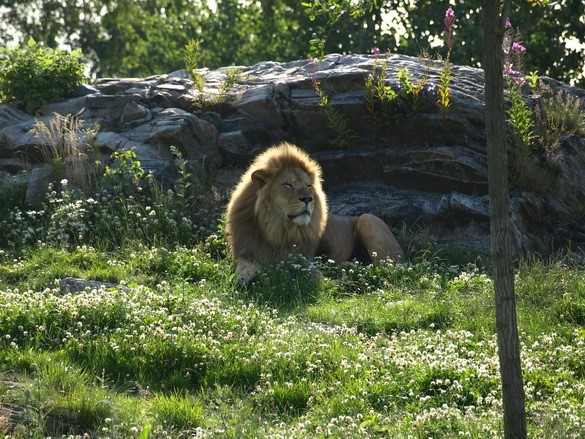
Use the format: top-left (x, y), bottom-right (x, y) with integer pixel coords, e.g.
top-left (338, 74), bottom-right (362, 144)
top-left (0, 39), bottom-right (86, 114)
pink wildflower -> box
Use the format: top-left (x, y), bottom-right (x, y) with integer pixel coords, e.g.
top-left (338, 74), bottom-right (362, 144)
top-left (512, 42), bottom-right (526, 53)
top-left (444, 7), bottom-right (455, 30)
top-left (444, 7), bottom-right (456, 51)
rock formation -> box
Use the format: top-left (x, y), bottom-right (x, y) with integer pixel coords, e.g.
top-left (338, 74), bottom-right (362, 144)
top-left (1, 54), bottom-right (584, 256)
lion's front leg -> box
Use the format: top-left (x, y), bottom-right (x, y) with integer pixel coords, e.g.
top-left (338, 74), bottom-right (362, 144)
top-left (235, 259), bottom-right (263, 284)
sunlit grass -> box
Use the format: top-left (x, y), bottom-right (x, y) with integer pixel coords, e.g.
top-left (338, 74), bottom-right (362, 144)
top-left (1, 247), bottom-right (584, 437)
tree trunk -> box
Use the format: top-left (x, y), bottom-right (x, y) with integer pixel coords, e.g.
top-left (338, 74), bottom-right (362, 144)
top-left (481, 1), bottom-right (527, 438)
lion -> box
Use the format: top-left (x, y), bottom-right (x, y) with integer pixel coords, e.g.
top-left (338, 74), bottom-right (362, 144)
top-left (225, 142), bottom-right (404, 283)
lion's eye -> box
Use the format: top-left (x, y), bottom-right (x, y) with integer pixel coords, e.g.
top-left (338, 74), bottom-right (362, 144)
top-left (307, 184), bottom-right (312, 189)
top-left (283, 183), bottom-right (293, 189)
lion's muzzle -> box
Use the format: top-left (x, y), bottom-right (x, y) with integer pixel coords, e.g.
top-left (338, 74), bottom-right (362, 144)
top-left (288, 199), bottom-right (313, 225)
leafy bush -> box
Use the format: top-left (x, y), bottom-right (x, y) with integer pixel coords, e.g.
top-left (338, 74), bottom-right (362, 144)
top-left (0, 39), bottom-right (86, 114)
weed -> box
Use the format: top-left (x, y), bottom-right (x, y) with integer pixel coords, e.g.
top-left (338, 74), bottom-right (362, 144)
top-left (507, 82), bottom-right (535, 158)
top-left (364, 55), bottom-right (399, 124)
top-left (183, 39), bottom-right (203, 73)
top-left (192, 71), bottom-right (208, 109)
top-left (437, 58), bottom-right (453, 120)
top-left (219, 67), bottom-right (242, 96)
top-left (185, 39), bottom-right (240, 117)
top-left (363, 53), bottom-right (440, 134)
top-left (534, 85), bottom-right (585, 153)
top-left (103, 148), bottom-right (149, 189)
top-left (437, 7), bottom-right (455, 120)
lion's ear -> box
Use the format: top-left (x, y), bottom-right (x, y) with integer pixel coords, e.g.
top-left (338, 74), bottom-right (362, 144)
top-left (251, 169), bottom-right (270, 187)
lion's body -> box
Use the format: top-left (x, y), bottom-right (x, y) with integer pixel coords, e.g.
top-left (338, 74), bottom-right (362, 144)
top-left (226, 143), bottom-right (328, 281)
top-left (226, 142), bottom-right (403, 282)
top-left (319, 213), bottom-right (404, 266)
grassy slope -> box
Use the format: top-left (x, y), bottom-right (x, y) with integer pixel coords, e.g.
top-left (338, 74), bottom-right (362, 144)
top-left (1, 242), bottom-right (584, 438)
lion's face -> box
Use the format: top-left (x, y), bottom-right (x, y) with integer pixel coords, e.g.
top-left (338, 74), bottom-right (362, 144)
top-left (272, 168), bottom-right (315, 226)
top-left (253, 167), bottom-right (316, 227)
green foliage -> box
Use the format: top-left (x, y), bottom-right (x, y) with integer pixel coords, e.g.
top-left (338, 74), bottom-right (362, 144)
top-left (104, 148), bottom-right (148, 187)
top-left (364, 58), bottom-right (399, 119)
top-left (437, 59), bottom-right (453, 119)
top-left (396, 67), bottom-right (433, 114)
top-left (302, 0), bottom-right (374, 59)
top-left (151, 392), bottom-right (205, 431)
top-left (363, 58), bottom-right (441, 132)
top-left (0, 1), bottom-right (582, 86)
top-left (183, 39), bottom-right (203, 72)
top-left (187, 64), bottom-right (240, 116)
top-left (243, 253), bottom-right (322, 311)
top-left (507, 83), bottom-right (535, 157)
top-left (0, 147), bottom-right (223, 250)
top-left (0, 38), bottom-right (86, 114)
top-left (2, 254), bottom-right (584, 436)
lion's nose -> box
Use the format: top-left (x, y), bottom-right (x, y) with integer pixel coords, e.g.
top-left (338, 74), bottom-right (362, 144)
top-left (299, 196), bottom-right (313, 204)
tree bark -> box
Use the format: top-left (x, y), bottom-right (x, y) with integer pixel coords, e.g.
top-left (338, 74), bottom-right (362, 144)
top-left (481, 1), bottom-right (527, 438)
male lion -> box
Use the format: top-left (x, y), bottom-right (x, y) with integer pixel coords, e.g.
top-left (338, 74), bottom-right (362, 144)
top-left (226, 142), bottom-right (404, 283)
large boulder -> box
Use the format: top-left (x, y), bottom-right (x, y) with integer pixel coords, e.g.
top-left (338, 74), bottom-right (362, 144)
top-left (0, 56), bottom-right (583, 255)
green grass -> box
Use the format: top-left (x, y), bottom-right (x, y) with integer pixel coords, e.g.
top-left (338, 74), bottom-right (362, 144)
top-left (1, 180), bottom-right (584, 438)
top-left (1, 243), bottom-right (584, 438)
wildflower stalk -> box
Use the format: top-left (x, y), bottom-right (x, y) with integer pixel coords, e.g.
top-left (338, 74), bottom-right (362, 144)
top-left (503, 19), bottom-right (535, 156)
top-left (437, 7), bottom-right (455, 120)
top-left (507, 82), bottom-right (534, 157)
top-left (437, 56), bottom-right (453, 120)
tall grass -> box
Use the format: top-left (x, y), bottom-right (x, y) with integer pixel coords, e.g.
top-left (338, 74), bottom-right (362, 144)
top-left (32, 114), bottom-right (101, 192)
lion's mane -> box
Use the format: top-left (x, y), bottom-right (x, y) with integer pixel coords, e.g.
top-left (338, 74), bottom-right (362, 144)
top-left (226, 142), bottom-right (328, 271)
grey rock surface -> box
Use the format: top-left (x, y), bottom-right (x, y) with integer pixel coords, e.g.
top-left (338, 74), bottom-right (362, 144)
top-left (0, 54), bottom-right (583, 256)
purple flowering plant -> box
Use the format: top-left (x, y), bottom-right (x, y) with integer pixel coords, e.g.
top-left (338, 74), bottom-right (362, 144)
top-left (444, 6), bottom-right (456, 52)
top-left (512, 42), bottom-right (526, 54)
top-left (503, 19), bottom-right (536, 155)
